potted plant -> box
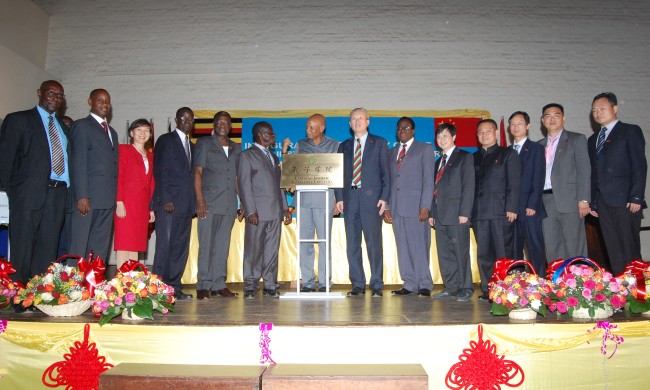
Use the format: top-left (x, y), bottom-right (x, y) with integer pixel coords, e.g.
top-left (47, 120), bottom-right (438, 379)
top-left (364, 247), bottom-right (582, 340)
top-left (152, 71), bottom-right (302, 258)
top-left (489, 271), bottom-right (554, 320)
top-left (91, 270), bottom-right (175, 325)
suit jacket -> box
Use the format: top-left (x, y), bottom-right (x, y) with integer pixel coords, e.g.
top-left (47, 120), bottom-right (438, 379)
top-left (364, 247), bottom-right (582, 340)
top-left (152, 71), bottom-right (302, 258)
top-left (193, 135), bottom-right (241, 215)
top-left (151, 131), bottom-right (196, 216)
top-left (539, 130), bottom-right (591, 213)
top-left (237, 146), bottom-right (287, 221)
top-left (0, 107), bottom-right (71, 210)
top-left (472, 144), bottom-right (521, 220)
top-left (588, 121), bottom-right (647, 209)
top-left (70, 115), bottom-right (119, 209)
top-left (386, 140), bottom-right (435, 217)
top-left (334, 133), bottom-right (390, 212)
top-left (513, 139), bottom-right (547, 221)
top-left (432, 148), bottom-right (475, 225)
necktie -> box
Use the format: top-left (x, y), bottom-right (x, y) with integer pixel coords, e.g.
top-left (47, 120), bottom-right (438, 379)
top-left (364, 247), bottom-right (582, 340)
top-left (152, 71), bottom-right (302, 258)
top-left (396, 143), bottom-right (407, 169)
top-left (545, 136), bottom-right (557, 166)
top-left (48, 116), bottom-right (65, 176)
top-left (352, 138), bottom-right (362, 185)
top-left (433, 153), bottom-right (447, 198)
top-left (595, 127), bottom-right (607, 158)
top-left (264, 149), bottom-right (274, 166)
top-left (184, 135), bottom-right (191, 163)
top-left (514, 144), bottom-right (520, 154)
top-left (101, 121), bottom-right (112, 146)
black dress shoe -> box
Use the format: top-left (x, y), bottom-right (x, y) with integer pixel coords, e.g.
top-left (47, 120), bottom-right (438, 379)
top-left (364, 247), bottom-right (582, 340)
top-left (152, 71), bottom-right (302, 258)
top-left (478, 294), bottom-right (490, 301)
top-left (14, 304), bottom-right (34, 313)
top-left (456, 290), bottom-right (473, 302)
top-left (346, 287), bottom-right (365, 296)
top-left (318, 286), bottom-right (327, 292)
top-left (417, 289), bottom-right (431, 297)
top-left (212, 288), bottom-right (238, 297)
top-left (371, 289), bottom-right (383, 297)
top-left (263, 289), bottom-right (280, 297)
top-left (196, 290), bottom-right (210, 300)
top-left (300, 287), bottom-right (316, 292)
top-left (244, 290), bottom-right (256, 299)
top-left (432, 290), bottom-right (456, 299)
top-left (174, 291), bottom-right (193, 300)
top-left (391, 288), bottom-right (414, 295)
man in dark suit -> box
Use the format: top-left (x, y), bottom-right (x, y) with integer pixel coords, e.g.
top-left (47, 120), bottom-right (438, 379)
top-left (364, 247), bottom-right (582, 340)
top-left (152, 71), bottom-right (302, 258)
top-left (472, 119), bottom-right (521, 300)
top-left (237, 122), bottom-right (292, 299)
top-left (69, 89), bottom-right (119, 263)
top-left (430, 123), bottom-right (475, 301)
top-left (384, 117), bottom-right (435, 297)
top-left (194, 111), bottom-right (241, 299)
top-left (508, 111), bottom-right (547, 276)
top-left (539, 103), bottom-right (591, 263)
top-left (588, 92), bottom-right (647, 274)
top-left (334, 108), bottom-right (390, 297)
top-left (152, 107), bottom-right (196, 300)
top-left (0, 80), bottom-right (71, 287)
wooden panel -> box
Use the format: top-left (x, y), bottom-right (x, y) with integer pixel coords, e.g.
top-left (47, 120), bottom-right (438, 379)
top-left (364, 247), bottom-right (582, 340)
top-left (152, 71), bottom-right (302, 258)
top-left (99, 363), bottom-right (265, 390)
top-left (261, 364), bottom-right (428, 390)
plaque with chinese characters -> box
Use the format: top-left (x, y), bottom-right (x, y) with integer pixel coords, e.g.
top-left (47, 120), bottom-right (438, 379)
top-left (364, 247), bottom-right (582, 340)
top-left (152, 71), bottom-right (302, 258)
top-left (280, 153), bottom-right (343, 189)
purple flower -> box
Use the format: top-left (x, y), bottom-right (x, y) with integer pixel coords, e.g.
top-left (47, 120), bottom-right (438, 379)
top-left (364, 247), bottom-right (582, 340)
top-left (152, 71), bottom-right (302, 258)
top-left (125, 292), bottom-right (136, 303)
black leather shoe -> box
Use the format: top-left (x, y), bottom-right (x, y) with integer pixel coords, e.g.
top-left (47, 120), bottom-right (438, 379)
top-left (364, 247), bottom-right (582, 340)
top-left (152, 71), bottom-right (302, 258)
top-left (14, 303), bottom-right (34, 313)
top-left (371, 289), bottom-right (383, 297)
top-left (391, 288), bottom-right (414, 295)
top-left (417, 289), bottom-right (431, 297)
top-left (196, 289), bottom-right (210, 300)
top-left (456, 290), bottom-right (473, 302)
top-left (318, 286), bottom-right (327, 292)
top-left (300, 287), bottom-right (316, 292)
top-left (244, 290), bottom-right (256, 299)
top-left (478, 293), bottom-right (490, 301)
top-left (346, 287), bottom-right (365, 296)
top-left (263, 289), bottom-right (280, 297)
top-left (174, 291), bottom-right (193, 300)
top-left (432, 290), bottom-right (456, 299)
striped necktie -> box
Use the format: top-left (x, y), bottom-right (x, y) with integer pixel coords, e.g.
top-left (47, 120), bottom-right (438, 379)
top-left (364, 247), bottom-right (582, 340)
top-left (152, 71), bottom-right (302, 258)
top-left (595, 127), bottom-right (607, 158)
top-left (48, 116), bottom-right (65, 176)
top-left (397, 143), bottom-right (407, 169)
top-left (352, 138), bottom-right (362, 185)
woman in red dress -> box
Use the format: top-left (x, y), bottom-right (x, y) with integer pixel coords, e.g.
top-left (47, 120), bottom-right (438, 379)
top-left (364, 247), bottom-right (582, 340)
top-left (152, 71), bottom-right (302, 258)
top-left (114, 119), bottom-right (155, 267)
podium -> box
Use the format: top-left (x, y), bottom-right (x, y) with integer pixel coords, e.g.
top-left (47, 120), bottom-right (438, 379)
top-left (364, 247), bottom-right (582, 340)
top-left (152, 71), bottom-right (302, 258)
top-left (279, 153), bottom-right (345, 300)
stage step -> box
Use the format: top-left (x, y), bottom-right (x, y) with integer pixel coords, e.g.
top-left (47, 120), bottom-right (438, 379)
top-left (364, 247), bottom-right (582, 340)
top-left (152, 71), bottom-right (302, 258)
top-left (261, 364), bottom-right (428, 389)
top-left (99, 363), bottom-right (266, 390)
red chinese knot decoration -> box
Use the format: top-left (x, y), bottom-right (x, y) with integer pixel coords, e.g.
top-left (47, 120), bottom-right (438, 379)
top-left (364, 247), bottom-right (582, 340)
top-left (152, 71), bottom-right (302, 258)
top-left (446, 324), bottom-right (524, 389)
top-left (42, 323), bottom-right (113, 389)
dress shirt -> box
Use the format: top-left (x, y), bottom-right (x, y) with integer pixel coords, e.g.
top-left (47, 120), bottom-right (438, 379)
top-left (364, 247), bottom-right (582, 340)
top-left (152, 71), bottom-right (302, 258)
top-left (598, 119), bottom-right (619, 147)
top-left (36, 105), bottom-right (70, 186)
top-left (544, 130), bottom-right (562, 190)
top-left (90, 113), bottom-right (114, 145)
top-left (395, 137), bottom-right (414, 161)
top-left (512, 137), bottom-right (527, 154)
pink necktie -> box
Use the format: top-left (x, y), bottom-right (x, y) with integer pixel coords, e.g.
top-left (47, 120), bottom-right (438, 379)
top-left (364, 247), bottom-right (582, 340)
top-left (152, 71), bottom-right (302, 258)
top-left (545, 136), bottom-right (557, 166)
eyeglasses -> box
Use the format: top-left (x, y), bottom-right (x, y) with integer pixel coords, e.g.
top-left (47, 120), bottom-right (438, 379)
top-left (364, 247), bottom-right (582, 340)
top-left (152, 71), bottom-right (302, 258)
top-left (397, 126), bottom-right (413, 131)
top-left (43, 90), bottom-right (65, 99)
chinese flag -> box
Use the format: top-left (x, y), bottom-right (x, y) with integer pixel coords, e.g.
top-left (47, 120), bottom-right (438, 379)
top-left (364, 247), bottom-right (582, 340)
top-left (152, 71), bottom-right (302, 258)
top-left (435, 117), bottom-right (481, 148)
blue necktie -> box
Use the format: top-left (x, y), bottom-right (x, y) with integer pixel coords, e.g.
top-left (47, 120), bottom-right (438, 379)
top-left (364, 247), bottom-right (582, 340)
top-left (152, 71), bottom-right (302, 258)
top-left (595, 127), bottom-right (607, 158)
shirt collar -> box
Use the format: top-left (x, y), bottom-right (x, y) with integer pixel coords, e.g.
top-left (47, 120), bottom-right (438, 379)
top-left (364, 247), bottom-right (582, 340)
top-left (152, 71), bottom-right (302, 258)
top-left (90, 112), bottom-right (106, 125)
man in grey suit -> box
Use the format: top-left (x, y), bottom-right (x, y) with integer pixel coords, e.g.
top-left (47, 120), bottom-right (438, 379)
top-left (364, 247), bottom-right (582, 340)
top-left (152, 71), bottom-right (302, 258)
top-left (237, 122), bottom-right (292, 299)
top-left (69, 89), bottom-right (119, 262)
top-left (281, 114), bottom-right (339, 293)
top-left (430, 123), bottom-right (475, 302)
top-left (194, 111), bottom-right (241, 299)
top-left (384, 117), bottom-right (435, 297)
top-left (539, 103), bottom-right (591, 262)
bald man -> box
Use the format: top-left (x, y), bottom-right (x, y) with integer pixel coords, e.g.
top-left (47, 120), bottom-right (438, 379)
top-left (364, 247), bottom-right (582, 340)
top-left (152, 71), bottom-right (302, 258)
top-left (282, 114), bottom-right (340, 292)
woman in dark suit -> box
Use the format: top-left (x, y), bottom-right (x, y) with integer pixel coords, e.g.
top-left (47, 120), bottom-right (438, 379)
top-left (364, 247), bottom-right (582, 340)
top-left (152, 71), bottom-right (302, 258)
top-left (114, 119), bottom-right (155, 267)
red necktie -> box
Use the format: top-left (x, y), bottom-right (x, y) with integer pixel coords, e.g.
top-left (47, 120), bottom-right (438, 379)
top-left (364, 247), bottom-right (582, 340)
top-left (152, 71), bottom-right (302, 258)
top-left (433, 153), bottom-right (447, 198)
top-left (352, 138), bottom-right (362, 185)
top-left (397, 143), bottom-right (407, 169)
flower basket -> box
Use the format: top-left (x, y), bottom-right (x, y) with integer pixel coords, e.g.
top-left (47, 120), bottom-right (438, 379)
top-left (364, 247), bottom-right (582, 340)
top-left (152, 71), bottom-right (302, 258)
top-left (0, 260), bottom-right (19, 309)
top-left (36, 300), bottom-right (91, 317)
top-left (489, 260), bottom-right (553, 317)
top-left (14, 261), bottom-right (90, 311)
top-left (571, 305), bottom-right (613, 320)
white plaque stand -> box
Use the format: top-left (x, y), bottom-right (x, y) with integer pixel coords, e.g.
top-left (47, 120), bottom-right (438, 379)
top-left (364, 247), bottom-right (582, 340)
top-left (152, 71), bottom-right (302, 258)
top-left (280, 185), bottom-right (345, 300)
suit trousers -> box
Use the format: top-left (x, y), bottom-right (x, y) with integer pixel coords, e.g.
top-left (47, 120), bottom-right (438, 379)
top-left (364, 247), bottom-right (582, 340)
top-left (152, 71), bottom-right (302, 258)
top-left (196, 213), bottom-right (236, 291)
top-left (298, 207), bottom-right (332, 289)
top-left (152, 211), bottom-right (192, 292)
top-left (392, 214), bottom-right (433, 292)
top-left (435, 223), bottom-right (473, 294)
top-left (343, 189), bottom-right (384, 290)
top-left (597, 194), bottom-right (642, 274)
top-left (513, 219), bottom-right (547, 276)
top-left (473, 219), bottom-right (514, 294)
top-left (243, 218), bottom-right (281, 292)
top-left (541, 193), bottom-right (587, 263)
top-left (69, 207), bottom-right (115, 263)
top-left (9, 185), bottom-right (66, 284)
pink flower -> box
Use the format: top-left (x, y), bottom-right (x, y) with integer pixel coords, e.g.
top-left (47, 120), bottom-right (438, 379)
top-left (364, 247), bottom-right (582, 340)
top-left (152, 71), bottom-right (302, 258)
top-left (548, 303), bottom-right (557, 312)
top-left (114, 296), bottom-right (123, 306)
top-left (567, 296), bottom-right (579, 307)
top-left (582, 289), bottom-right (592, 300)
top-left (125, 292), bottom-right (136, 303)
top-left (582, 267), bottom-right (594, 278)
top-left (609, 281), bottom-right (620, 293)
top-left (610, 295), bottom-right (622, 309)
top-left (566, 278), bottom-right (577, 289)
top-left (583, 280), bottom-right (596, 290)
top-left (569, 265), bottom-right (582, 276)
top-left (594, 293), bottom-right (606, 303)
top-left (556, 301), bottom-right (568, 313)
top-left (602, 272), bottom-right (612, 282)
top-left (519, 298), bottom-right (529, 307)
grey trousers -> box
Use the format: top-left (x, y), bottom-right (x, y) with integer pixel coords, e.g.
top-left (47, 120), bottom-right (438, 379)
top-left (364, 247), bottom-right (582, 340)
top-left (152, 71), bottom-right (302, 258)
top-left (298, 207), bottom-right (333, 289)
top-left (196, 213), bottom-right (236, 291)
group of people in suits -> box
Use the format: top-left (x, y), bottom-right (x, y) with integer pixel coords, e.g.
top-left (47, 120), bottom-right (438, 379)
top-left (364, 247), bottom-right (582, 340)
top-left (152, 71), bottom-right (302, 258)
top-left (1, 82), bottom-right (645, 305)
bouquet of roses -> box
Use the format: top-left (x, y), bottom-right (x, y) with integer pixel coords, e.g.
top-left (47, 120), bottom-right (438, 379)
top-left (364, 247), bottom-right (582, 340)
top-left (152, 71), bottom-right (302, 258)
top-left (548, 264), bottom-right (636, 318)
top-left (489, 271), bottom-right (554, 316)
top-left (0, 259), bottom-right (19, 309)
top-left (91, 270), bottom-right (175, 326)
top-left (14, 262), bottom-right (89, 308)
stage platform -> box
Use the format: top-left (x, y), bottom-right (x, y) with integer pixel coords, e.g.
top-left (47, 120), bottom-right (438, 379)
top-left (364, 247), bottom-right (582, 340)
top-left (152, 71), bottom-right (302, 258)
top-left (2, 283), bottom-right (650, 389)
